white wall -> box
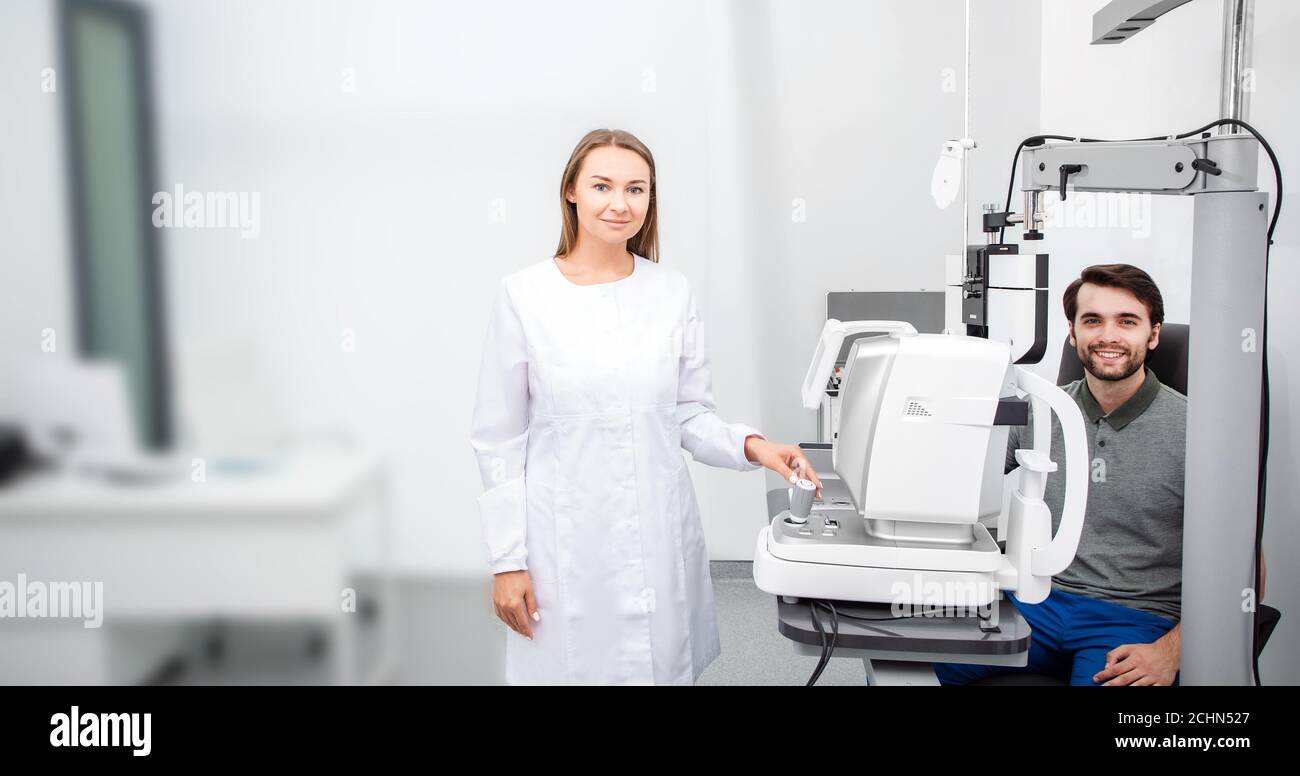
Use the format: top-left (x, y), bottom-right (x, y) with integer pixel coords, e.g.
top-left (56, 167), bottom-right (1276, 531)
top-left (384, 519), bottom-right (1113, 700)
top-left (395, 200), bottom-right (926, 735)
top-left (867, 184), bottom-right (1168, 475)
top-left (0, 0), bottom-right (73, 403)
top-left (1038, 0), bottom-right (1299, 685)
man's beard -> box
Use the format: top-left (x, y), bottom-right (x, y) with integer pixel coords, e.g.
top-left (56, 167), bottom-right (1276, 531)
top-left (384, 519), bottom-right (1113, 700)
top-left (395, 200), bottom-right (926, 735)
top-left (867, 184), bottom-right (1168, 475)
top-left (1078, 342), bottom-right (1146, 382)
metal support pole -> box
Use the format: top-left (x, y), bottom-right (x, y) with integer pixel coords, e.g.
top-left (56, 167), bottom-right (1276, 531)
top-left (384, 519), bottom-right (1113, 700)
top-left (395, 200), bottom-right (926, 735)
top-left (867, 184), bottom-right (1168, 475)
top-left (1182, 190), bottom-right (1268, 684)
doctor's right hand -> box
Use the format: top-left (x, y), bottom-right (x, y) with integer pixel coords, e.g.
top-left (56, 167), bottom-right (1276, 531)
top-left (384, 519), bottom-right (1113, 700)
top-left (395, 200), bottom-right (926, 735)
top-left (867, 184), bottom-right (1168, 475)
top-left (493, 570), bottom-right (540, 640)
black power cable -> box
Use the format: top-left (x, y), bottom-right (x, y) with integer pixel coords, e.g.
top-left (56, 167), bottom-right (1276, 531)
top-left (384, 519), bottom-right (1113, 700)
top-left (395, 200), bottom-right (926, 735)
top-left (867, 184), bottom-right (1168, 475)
top-left (806, 600), bottom-right (835, 685)
top-left (804, 600), bottom-right (946, 685)
top-left (802, 600), bottom-right (1005, 684)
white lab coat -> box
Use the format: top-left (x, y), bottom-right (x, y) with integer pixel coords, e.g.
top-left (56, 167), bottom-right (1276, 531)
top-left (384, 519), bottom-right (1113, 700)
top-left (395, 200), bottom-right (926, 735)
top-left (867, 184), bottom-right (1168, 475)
top-left (470, 254), bottom-right (764, 685)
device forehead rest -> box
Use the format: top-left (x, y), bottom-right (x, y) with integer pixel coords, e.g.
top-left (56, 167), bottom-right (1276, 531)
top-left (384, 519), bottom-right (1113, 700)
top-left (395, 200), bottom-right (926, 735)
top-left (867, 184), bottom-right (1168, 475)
top-left (801, 320), bottom-right (918, 410)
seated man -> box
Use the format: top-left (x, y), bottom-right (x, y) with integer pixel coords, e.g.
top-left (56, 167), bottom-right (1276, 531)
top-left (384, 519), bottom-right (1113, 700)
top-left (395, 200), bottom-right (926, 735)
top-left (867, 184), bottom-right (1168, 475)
top-left (936, 263), bottom-right (1264, 686)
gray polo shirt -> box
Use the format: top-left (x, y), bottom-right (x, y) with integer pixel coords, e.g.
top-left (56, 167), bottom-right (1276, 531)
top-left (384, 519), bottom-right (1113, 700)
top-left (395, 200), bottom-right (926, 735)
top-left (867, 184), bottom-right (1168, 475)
top-left (1006, 367), bottom-right (1186, 623)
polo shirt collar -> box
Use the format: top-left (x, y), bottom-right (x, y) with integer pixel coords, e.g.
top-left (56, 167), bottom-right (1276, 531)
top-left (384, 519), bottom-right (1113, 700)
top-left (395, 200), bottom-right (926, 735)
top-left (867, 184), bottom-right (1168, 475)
top-left (1079, 367), bottom-right (1162, 430)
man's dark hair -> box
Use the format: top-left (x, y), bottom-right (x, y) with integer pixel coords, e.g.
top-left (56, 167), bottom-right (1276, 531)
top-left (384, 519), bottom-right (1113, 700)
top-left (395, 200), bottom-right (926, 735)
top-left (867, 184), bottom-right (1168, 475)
top-left (1063, 263), bottom-right (1165, 326)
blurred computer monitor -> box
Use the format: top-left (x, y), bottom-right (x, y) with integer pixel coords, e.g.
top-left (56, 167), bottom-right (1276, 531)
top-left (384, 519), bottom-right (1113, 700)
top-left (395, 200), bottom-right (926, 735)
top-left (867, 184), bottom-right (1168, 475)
top-left (60, 0), bottom-right (173, 451)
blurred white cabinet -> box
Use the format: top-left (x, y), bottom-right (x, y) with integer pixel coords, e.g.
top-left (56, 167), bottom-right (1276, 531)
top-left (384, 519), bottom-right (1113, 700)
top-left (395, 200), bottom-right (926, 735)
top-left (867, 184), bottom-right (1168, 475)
top-left (0, 448), bottom-right (393, 685)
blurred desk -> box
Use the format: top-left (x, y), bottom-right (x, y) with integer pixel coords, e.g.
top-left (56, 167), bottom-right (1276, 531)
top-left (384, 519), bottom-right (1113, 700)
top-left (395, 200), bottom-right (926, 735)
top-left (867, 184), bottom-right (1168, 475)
top-left (0, 448), bottom-right (394, 685)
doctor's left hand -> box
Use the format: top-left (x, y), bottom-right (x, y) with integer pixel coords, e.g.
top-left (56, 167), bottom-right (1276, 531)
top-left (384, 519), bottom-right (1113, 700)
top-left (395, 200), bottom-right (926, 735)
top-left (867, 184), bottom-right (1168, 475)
top-left (744, 437), bottom-right (822, 498)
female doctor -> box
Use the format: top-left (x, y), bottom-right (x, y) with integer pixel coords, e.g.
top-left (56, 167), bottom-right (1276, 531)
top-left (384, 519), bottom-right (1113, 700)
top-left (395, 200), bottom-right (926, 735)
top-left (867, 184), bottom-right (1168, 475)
top-left (470, 128), bottom-right (821, 685)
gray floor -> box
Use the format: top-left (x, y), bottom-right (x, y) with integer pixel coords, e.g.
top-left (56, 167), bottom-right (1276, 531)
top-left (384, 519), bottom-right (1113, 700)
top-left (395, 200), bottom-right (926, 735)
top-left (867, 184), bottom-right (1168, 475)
top-left (154, 562), bottom-right (866, 686)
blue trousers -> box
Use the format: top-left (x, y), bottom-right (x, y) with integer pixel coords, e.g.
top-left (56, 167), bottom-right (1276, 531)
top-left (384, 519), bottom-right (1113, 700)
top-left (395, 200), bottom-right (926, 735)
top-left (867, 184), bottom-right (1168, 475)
top-left (933, 589), bottom-right (1179, 686)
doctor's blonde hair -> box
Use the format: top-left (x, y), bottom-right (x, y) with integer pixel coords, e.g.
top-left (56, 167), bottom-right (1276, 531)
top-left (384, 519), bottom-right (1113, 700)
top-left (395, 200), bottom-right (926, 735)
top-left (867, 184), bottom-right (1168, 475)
top-left (555, 128), bottom-right (659, 263)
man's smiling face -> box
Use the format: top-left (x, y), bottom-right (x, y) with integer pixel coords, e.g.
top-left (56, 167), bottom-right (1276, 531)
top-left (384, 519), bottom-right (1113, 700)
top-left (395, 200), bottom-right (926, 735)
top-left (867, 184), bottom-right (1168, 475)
top-left (1069, 282), bottom-right (1161, 382)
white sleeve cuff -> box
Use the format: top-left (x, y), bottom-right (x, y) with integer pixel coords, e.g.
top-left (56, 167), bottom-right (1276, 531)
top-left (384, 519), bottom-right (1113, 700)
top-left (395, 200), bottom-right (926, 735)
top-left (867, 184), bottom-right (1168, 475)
top-left (736, 427), bottom-right (765, 471)
top-left (489, 555), bottom-right (529, 575)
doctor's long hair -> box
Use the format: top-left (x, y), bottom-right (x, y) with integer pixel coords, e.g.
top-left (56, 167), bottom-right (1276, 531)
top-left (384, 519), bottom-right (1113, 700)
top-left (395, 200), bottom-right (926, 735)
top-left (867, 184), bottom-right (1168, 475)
top-left (554, 129), bottom-right (659, 263)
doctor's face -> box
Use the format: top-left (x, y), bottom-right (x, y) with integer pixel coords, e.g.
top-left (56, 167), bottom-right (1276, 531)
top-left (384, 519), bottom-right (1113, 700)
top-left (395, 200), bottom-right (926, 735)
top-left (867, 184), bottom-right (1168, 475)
top-left (1068, 283), bottom-right (1160, 382)
top-left (566, 145), bottom-right (651, 248)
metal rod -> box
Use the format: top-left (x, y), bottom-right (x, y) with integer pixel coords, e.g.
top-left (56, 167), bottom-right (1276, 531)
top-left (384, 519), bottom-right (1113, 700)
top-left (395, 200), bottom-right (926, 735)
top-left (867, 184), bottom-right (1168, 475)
top-left (961, 0), bottom-right (971, 252)
top-left (1219, 0), bottom-right (1254, 134)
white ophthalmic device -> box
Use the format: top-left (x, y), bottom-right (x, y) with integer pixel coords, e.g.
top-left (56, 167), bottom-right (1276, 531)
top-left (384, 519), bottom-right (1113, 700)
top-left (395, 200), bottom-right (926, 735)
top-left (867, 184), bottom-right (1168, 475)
top-left (752, 319), bottom-right (1090, 630)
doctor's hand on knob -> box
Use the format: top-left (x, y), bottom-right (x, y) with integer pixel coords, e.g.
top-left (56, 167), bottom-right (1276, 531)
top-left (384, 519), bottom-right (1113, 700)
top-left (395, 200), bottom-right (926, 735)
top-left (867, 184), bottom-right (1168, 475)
top-left (744, 436), bottom-right (823, 498)
top-left (493, 570), bottom-right (540, 640)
